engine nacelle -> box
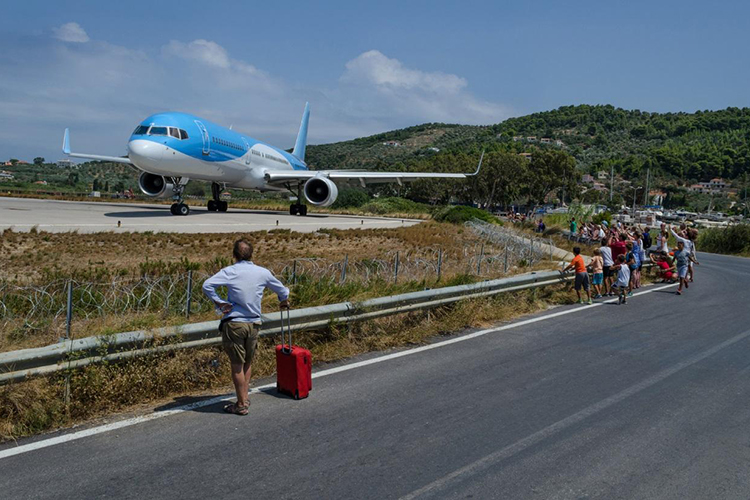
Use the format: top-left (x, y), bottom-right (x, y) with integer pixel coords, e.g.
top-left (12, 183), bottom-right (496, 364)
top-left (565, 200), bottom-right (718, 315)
top-left (303, 176), bottom-right (339, 207)
top-left (138, 172), bottom-right (173, 198)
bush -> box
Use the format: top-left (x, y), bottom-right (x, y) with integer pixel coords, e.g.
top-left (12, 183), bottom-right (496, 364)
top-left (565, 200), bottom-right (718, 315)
top-left (697, 224), bottom-right (750, 256)
top-left (360, 197), bottom-right (430, 215)
top-left (433, 205), bottom-right (500, 225)
top-left (592, 211), bottom-right (612, 226)
top-left (331, 188), bottom-right (370, 208)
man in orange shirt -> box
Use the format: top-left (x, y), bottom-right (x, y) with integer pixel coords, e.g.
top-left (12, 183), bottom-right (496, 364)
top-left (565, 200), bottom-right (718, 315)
top-left (561, 246), bottom-right (592, 304)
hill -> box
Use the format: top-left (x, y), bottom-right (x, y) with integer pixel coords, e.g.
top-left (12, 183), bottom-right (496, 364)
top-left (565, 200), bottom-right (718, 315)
top-left (306, 105), bottom-right (750, 184)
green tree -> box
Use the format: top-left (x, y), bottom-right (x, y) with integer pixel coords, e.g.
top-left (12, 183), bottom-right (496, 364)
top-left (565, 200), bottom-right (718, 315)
top-left (523, 150), bottom-right (577, 205)
top-left (92, 178), bottom-right (100, 191)
top-left (33, 157), bottom-right (45, 165)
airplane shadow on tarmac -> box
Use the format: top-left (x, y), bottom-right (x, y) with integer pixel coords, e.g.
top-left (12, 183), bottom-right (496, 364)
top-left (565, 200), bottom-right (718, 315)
top-left (103, 209), bottom-right (329, 219)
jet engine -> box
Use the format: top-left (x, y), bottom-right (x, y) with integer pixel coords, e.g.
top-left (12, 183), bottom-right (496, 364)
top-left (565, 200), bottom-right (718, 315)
top-left (303, 176), bottom-right (339, 207)
top-left (138, 172), bottom-right (173, 198)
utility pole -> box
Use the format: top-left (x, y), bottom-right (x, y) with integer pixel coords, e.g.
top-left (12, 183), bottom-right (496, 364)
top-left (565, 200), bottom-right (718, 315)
top-left (744, 172), bottom-right (748, 218)
top-left (643, 168), bottom-right (650, 206)
top-left (632, 187), bottom-right (637, 214)
top-left (610, 165), bottom-right (614, 202)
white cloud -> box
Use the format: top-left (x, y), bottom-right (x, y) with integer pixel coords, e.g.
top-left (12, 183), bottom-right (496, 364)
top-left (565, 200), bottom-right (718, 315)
top-left (342, 50), bottom-right (467, 93)
top-left (162, 39), bottom-right (231, 69)
top-left (0, 34), bottom-right (511, 161)
top-left (52, 22), bottom-right (89, 43)
top-left (337, 50), bottom-right (510, 126)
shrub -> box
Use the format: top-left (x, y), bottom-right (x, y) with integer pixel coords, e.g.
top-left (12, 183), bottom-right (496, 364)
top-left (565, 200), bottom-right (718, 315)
top-left (592, 211), bottom-right (612, 226)
top-left (331, 188), bottom-right (370, 208)
top-left (360, 197), bottom-right (430, 215)
top-left (697, 224), bottom-right (750, 256)
top-left (433, 206), bottom-right (500, 225)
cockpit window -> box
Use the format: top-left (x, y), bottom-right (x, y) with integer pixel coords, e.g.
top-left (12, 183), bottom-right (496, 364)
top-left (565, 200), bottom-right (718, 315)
top-left (169, 127), bottom-right (180, 139)
top-left (149, 126), bottom-right (168, 136)
top-left (133, 125), bottom-right (150, 135)
top-left (179, 129), bottom-right (189, 140)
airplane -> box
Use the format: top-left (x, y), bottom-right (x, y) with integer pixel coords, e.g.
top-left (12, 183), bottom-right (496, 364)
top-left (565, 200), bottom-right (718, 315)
top-left (63, 103), bottom-right (482, 216)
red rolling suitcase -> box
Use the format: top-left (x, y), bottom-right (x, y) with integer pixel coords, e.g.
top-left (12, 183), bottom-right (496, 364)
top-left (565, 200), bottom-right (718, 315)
top-left (275, 308), bottom-right (312, 400)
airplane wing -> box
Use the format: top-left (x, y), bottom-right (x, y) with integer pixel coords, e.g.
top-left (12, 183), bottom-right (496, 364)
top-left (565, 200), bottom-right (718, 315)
top-left (62, 128), bottom-right (133, 164)
top-left (265, 152), bottom-right (483, 187)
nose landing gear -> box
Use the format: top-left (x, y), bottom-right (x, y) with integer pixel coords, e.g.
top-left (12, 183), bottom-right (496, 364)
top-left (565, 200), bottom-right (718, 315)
top-left (169, 176), bottom-right (190, 216)
top-left (208, 182), bottom-right (228, 212)
top-left (288, 182), bottom-right (308, 216)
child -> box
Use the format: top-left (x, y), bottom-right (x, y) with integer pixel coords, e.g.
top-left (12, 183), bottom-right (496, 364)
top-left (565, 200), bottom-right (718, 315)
top-left (600, 239), bottom-right (614, 296)
top-left (624, 241), bottom-right (637, 296)
top-left (589, 248), bottom-right (604, 298)
top-left (610, 254), bottom-right (631, 305)
top-left (561, 246), bottom-right (592, 304)
top-left (674, 240), bottom-right (696, 295)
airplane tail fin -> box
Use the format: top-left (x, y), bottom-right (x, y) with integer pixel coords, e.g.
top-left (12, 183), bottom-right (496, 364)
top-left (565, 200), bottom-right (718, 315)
top-left (292, 102), bottom-right (310, 161)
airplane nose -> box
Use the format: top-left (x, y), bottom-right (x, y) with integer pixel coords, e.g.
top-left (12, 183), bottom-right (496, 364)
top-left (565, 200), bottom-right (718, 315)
top-left (128, 139), bottom-right (164, 169)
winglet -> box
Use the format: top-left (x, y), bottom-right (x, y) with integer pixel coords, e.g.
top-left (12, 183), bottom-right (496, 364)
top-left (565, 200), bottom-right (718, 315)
top-left (63, 128), bottom-right (71, 155)
top-left (292, 102), bottom-right (310, 161)
top-left (467, 150), bottom-right (484, 176)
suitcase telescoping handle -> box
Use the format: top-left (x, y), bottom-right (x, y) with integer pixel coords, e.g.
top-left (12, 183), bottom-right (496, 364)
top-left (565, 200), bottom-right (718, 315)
top-left (281, 306), bottom-right (293, 354)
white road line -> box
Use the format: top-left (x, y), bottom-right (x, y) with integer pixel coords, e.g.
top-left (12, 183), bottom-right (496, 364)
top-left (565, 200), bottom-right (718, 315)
top-left (0, 283), bottom-right (676, 460)
top-left (400, 323), bottom-right (750, 500)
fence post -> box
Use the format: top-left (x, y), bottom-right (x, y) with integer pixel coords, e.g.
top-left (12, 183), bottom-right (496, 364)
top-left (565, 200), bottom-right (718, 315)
top-left (65, 280), bottom-right (73, 339)
top-left (292, 259), bottom-right (298, 285)
top-left (437, 248), bottom-right (443, 282)
top-left (477, 243), bottom-right (484, 274)
top-left (340, 255), bottom-right (348, 283)
top-left (186, 270), bottom-right (193, 318)
top-left (394, 252), bottom-right (400, 284)
top-left (504, 246), bottom-right (509, 273)
top-left (549, 238), bottom-right (553, 262)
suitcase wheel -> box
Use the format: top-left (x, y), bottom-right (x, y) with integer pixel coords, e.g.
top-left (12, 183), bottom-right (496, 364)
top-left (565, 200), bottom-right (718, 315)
top-left (294, 390), bottom-right (299, 400)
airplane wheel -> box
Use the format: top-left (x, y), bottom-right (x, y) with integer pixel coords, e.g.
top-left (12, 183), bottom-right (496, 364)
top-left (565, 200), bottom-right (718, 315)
top-left (176, 203), bottom-right (190, 216)
top-left (290, 204), bottom-right (298, 216)
top-left (207, 200), bottom-right (217, 212)
top-left (218, 201), bottom-right (228, 212)
top-left (170, 203), bottom-right (178, 215)
top-left (300, 205), bottom-right (307, 216)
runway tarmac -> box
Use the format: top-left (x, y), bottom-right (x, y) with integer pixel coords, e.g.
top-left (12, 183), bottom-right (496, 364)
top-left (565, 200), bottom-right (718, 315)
top-left (0, 197), bottom-right (420, 234)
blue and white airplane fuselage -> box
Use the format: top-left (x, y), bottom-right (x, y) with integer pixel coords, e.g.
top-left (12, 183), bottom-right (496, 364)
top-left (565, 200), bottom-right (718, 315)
top-left (63, 102), bottom-right (481, 216)
top-left (128, 111), bottom-right (305, 191)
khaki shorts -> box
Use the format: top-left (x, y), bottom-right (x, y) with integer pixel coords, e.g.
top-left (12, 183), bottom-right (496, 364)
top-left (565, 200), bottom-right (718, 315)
top-left (221, 321), bottom-right (260, 365)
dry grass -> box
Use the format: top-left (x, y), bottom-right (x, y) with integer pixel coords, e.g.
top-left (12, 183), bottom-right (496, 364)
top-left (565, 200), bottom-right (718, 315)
top-left (0, 283), bottom-right (572, 442)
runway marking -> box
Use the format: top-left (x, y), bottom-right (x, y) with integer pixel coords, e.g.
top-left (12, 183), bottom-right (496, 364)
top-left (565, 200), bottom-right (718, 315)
top-left (0, 283), bottom-right (675, 460)
top-left (400, 311), bottom-right (750, 499)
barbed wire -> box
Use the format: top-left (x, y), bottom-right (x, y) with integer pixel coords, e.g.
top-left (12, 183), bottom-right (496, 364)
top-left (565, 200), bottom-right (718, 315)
top-left (0, 223), bottom-right (554, 336)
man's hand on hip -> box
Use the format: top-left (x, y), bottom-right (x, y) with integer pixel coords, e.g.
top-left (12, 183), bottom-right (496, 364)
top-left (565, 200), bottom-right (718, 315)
top-left (219, 303), bottom-right (233, 314)
top-left (279, 299), bottom-right (290, 310)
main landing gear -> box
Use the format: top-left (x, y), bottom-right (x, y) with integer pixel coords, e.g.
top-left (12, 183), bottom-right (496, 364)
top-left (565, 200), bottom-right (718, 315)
top-left (169, 177), bottom-right (190, 216)
top-left (207, 182), bottom-right (228, 212)
top-left (288, 183), bottom-right (308, 216)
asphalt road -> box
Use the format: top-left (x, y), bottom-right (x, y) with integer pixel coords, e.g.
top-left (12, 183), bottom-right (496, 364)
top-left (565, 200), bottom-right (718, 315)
top-left (0, 196), bottom-right (420, 233)
top-left (1, 252), bottom-right (749, 499)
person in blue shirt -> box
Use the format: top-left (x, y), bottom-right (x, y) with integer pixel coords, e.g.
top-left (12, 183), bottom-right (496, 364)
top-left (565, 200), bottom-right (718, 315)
top-left (203, 239), bottom-right (290, 415)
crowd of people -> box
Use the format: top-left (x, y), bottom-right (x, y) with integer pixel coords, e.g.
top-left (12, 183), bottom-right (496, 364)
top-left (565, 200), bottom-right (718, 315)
top-left (562, 220), bottom-right (700, 304)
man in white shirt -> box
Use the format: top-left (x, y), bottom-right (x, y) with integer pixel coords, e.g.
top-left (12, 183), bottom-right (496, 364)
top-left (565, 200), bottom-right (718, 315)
top-left (203, 239), bottom-right (289, 415)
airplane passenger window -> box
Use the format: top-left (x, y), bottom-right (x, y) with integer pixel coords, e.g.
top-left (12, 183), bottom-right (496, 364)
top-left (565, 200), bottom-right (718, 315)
top-left (133, 125), bottom-right (150, 135)
top-left (179, 129), bottom-right (189, 140)
top-left (169, 128), bottom-right (180, 139)
top-left (149, 126), bottom-right (168, 136)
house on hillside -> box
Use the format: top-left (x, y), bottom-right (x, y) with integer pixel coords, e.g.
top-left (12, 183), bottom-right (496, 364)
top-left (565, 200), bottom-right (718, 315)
top-left (526, 136), bottom-right (537, 142)
top-left (540, 138), bottom-right (551, 144)
top-left (57, 159), bottom-right (75, 168)
top-left (690, 178), bottom-right (729, 195)
top-left (0, 171), bottom-right (14, 181)
top-left (512, 136), bottom-right (524, 142)
top-left (597, 170), bottom-right (608, 180)
top-left (382, 141), bottom-right (400, 147)
top-left (554, 139), bottom-right (565, 147)
top-left (581, 174), bottom-right (595, 184)
top-left (518, 153), bottom-right (532, 161)
top-left (592, 182), bottom-right (608, 192)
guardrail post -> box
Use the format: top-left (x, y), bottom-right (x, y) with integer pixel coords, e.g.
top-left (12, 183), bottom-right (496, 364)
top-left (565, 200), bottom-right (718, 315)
top-left (340, 255), bottom-right (348, 283)
top-left (186, 270), bottom-right (193, 318)
top-left (549, 238), bottom-right (553, 262)
top-left (394, 252), bottom-right (400, 284)
top-left (65, 280), bottom-right (73, 339)
top-left (504, 247), bottom-right (509, 273)
top-left (437, 248), bottom-right (443, 282)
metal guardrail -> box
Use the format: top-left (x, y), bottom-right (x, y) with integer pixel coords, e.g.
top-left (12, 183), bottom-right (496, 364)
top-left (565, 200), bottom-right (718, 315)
top-left (0, 270), bottom-right (571, 383)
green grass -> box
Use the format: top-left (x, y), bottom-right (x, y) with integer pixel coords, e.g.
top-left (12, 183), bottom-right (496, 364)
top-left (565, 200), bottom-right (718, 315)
top-left (697, 224), bottom-right (750, 256)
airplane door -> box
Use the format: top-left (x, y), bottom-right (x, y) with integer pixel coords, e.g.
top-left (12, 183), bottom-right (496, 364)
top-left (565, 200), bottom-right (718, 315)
top-left (194, 120), bottom-right (210, 155)
top-left (242, 139), bottom-right (251, 165)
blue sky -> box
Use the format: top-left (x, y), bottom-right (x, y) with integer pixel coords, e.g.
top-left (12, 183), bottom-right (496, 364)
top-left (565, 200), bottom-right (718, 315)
top-left (1, 0), bottom-right (748, 162)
